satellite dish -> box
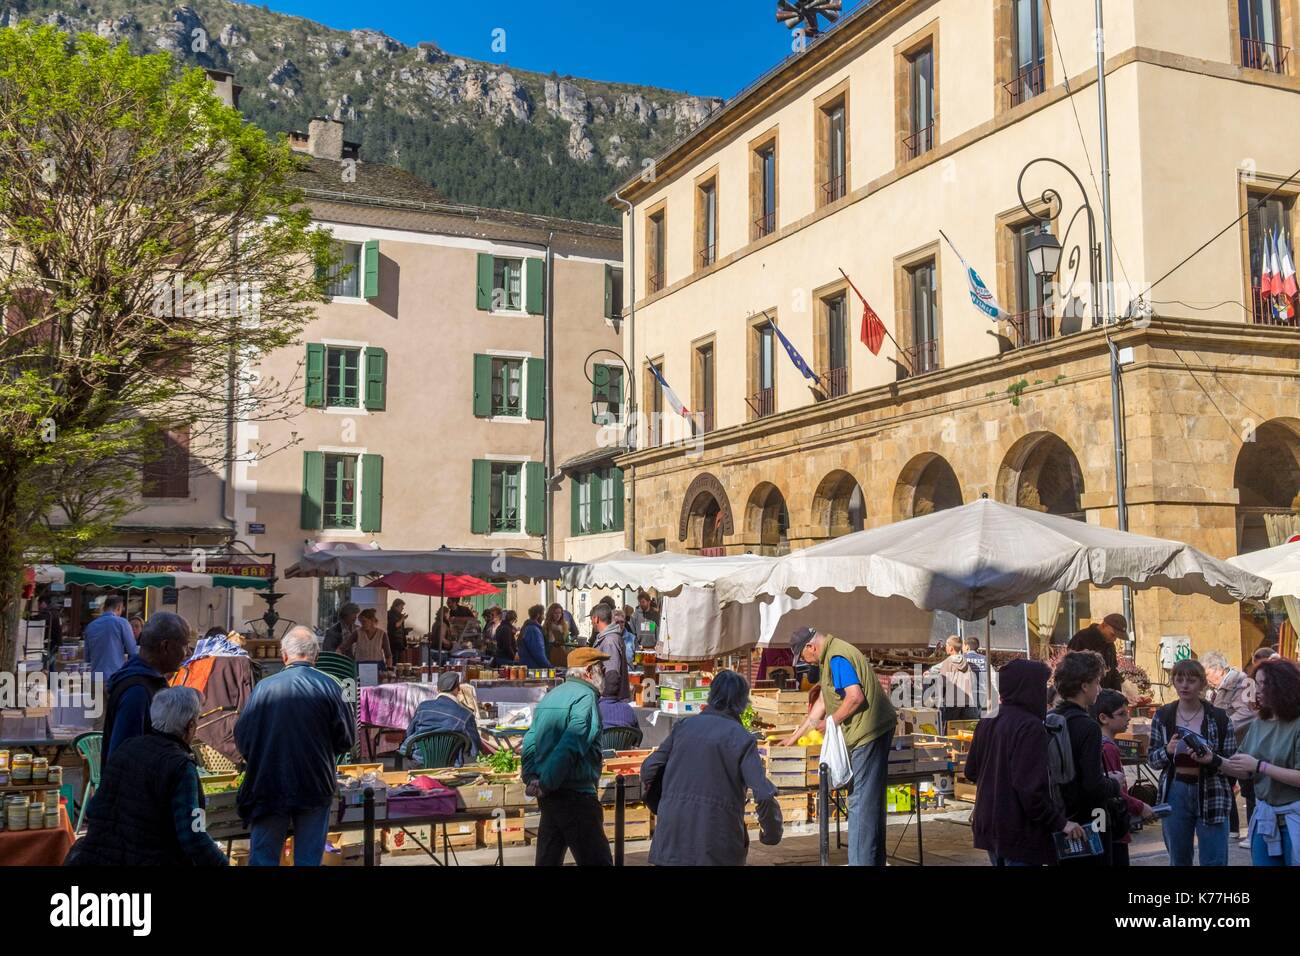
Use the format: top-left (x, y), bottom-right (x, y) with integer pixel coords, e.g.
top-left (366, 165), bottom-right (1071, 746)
top-left (776, 0), bottom-right (843, 38)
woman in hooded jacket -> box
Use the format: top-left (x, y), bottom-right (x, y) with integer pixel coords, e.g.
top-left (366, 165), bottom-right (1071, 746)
top-left (965, 659), bottom-right (1086, 865)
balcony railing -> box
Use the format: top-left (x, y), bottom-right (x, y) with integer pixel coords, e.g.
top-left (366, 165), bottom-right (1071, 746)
top-left (1242, 37), bottom-right (1290, 73)
top-left (821, 173), bottom-right (847, 204)
top-left (699, 244), bottom-right (717, 268)
top-left (901, 339), bottom-right (940, 376)
top-left (747, 387), bottom-right (775, 418)
top-left (822, 365), bottom-right (849, 398)
top-left (1251, 281), bottom-right (1299, 326)
top-left (1008, 308), bottom-right (1057, 348)
top-left (491, 398), bottom-right (522, 417)
top-left (752, 210), bottom-right (776, 241)
top-left (903, 123), bottom-right (934, 161)
top-left (647, 269), bottom-right (665, 294)
top-left (491, 511), bottom-right (520, 534)
top-left (1004, 62), bottom-right (1046, 109)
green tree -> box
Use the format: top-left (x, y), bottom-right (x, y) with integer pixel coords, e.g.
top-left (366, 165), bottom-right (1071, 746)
top-left (0, 23), bottom-right (331, 666)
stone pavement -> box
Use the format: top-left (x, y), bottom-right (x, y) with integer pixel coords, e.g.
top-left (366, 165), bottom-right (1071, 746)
top-left (380, 803), bottom-right (1257, 867)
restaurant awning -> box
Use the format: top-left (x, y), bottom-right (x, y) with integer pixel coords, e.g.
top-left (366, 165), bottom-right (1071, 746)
top-left (32, 565), bottom-right (271, 591)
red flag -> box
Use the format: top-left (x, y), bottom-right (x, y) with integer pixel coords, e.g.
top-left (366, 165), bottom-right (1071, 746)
top-left (860, 302), bottom-right (885, 355)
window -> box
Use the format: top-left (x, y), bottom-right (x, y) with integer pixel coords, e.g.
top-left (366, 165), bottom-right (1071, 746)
top-left (693, 340), bottom-right (715, 434)
top-left (648, 539), bottom-right (666, 554)
top-left (752, 136), bottom-right (779, 240)
top-left (325, 346), bottom-right (361, 408)
top-left (493, 257), bottom-right (523, 311)
top-left (490, 462), bottom-right (523, 533)
top-left (1014, 222), bottom-right (1052, 344)
top-left (816, 85), bottom-right (850, 207)
top-left (324, 453), bottom-right (358, 530)
top-left (1239, 0), bottom-right (1289, 72)
top-left (324, 242), bottom-right (361, 298)
top-left (907, 46), bottom-right (935, 159)
top-left (576, 474), bottom-right (592, 534)
top-left (491, 357), bottom-right (524, 417)
top-left (646, 359), bottom-right (665, 446)
top-left (1248, 192), bottom-right (1297, 324)
top-left (599, 468), bottom-right (616, 530)
top-left (647, 206), bottom-right (667, 294)
top-left (749, 320), bottom-right (776, 419)
top-left (696, 174), bottom-right (718, 269)
top-left (1008, 0), bottom-right (1047, 107)
top-left (592, 364), bottom-right (624, 423)
top-left (824, 293), bottom-right (849, 397)
top-left (908, 261), bottom-right (939, 374)
top-left (142, 427), bottom-right (190, 499)
top-left (604, 265), bottom-right (624, 320)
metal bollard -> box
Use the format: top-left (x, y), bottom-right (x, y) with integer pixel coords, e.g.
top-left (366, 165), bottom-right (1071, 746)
top-left (363, 787), bottom-right (375, 867)
top-left (615, 775), bottom-right (626, 867)
top-left (818, 763), bottom-right (830, 866)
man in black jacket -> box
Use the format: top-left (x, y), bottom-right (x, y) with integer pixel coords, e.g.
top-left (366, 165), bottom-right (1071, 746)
top-left (1067, 614), bottom-right (1127, 691)
top-left (68, 687), bottom-right (227, 866)
top-left (1051, 651), bottom-right (1124, 865)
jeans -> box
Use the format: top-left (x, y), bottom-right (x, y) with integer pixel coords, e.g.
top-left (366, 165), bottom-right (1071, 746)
top-left (1250, 823), bottom-right (1295, 866)
top-left (535, 791), bottom-right (612, 867)
top-left (249, 805), bottom-right (332, 866)
top-left (986, 851), bottom-right (1036, 867)
top-left (846, 732), bottom-right (892, 866)
top-left (1162, 778), bottom-right (1229, 866)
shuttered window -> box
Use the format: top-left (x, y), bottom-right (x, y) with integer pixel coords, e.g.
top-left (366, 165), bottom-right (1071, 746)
top-left (307, 344), bottom-right (386, 411)
top-left (325, 346), bottom-right (361, 408)
top-left (142, 427), bottom-right (191, 499)
top-left (476, 254), bottom-right (544, 314)
top-left (323, 453), bottom-right (358, 529)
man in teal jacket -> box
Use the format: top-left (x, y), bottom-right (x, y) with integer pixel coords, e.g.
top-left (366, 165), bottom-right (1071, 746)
top-left (523, 647), bottom-right (612, 866)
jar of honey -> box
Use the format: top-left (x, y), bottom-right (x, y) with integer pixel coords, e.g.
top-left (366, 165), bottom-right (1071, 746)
top-left (27, 802), bottom-right (45, 830)
top-left (31, 756), bottom-right (48, 784)
top-left (11, 753), bottom-right (32, 783)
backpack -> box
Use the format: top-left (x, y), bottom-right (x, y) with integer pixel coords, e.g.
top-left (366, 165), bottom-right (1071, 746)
top-left (1044, 711), bottom-right (1076, 817)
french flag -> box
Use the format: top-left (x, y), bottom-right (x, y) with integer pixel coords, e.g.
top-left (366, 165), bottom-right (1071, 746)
top-left (646, 359), bottom-right (691, 418)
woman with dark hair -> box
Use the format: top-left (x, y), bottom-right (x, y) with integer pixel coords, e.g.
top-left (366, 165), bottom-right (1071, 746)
top-left (640, 669), bottom-right (782, 865)
top-left (492, 610), bottom-right (519, 666)
top-left (1224, 657), bottom-right (1300, 866)
top-left (342, 608), bottom-right (392, 669)
top-left (1149, 658), bottom-right (1237, 866)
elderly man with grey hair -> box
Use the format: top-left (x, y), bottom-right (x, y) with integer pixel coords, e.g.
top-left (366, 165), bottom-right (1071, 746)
top-left (1204, 649), bottom-right (1259, 840)
top-left (234, 625), bottom-right (354, 866)
top-left (68, 687), bottom-right (227, 866)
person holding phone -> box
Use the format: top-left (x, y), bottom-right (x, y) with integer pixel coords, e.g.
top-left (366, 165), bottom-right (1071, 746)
top-left (1149, 659), bottom-right (1237, 866)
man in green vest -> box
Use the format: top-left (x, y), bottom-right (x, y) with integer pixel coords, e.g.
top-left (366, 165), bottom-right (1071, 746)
top-left (781, 627), bottom-right (896, 865)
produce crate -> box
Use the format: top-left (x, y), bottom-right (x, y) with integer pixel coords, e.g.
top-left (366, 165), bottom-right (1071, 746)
top-left (478, 811), bottom-right (527, 847)
top-left (501, 782), bottom-right (538, 808)
top-left (745, 792), bottom-right (809, 826)
top-left (659, 699), bottom-right (703, 715)
top-left (335, 786), bottom-right (389, 823)
top-left (384, 825), bottom-right (434, 856)
top-left (605, 820), bottom-right (652, 842)
top-left (896, 708), bottom-right (942, 736)
top-left (602, 802), bottom-right (652, 825)
top-left (953, 779), bottom-right (977, 802)
top-left (807, 791), bottom-right (847, 822)
top-left (455, 784), bottom-right (505, 810)
top-left (598, 774), bottom-right (641, 803)
top-left (751, 689), bottom-right (810, 718)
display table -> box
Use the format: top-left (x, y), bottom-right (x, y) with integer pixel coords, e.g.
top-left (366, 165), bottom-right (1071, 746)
top-left (0, 716), bottom-right (81, 762)
top-left (634, 707), bottom-right (688, 749)
top-left (0, 806), bottom-right (74, 866)
top-left (357, 684), bottom-right (440, 758)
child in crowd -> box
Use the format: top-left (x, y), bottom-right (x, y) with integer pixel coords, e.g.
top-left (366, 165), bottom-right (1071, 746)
top-left (1093, 689), bottom-right (1157, 865)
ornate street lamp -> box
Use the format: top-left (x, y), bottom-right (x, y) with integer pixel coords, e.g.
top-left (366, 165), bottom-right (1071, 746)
top-left (583, 349), bottom-right (635, 448)
top-left (1017, 156), bottom-right (1102, 325)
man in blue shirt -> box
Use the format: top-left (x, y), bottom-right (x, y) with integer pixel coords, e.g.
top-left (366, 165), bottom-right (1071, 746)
top-left (401, 672), bottom-right (504, 765)
top-left (84, 595), bottom-right (138, 691)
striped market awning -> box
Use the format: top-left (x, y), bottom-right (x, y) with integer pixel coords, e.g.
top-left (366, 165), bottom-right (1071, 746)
top-left (32, 565), bottom-right (271, 591)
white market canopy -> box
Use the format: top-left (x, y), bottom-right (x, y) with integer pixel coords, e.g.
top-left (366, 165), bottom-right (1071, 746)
top-left (1229, 539), bottom-right (1300, 600)
top-left (559, 550), bottom-right (771, 594)
top-left (712, 498), bottom-right (1272, 617)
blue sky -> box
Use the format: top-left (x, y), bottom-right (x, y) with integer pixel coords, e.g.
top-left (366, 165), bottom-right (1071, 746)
top-left (242, 0), bottom-right (871, 98)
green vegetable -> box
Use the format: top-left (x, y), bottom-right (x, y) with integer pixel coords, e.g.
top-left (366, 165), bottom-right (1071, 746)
top-left (478, 749), bottom-right (520, 774)
top-left (740, 704), bottom-right (755, 730)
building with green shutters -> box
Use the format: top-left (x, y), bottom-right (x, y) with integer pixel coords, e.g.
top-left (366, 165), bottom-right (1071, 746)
top-left (230, 117), bottom-right (627, 637)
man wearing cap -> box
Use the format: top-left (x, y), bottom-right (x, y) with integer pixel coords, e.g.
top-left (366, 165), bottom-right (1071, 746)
top-left (522, 647), bottom-right (613, 866)
top-left (1067, 614), bottom-right (1127, 691)
top-left (401, 672), bottom-right (504, 766)
top-left (780, 627), bottom-right (897, 866)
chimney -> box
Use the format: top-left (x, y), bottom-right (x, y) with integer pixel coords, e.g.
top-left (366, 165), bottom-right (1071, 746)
top-left (306, 117), bottom-right (345, 161)
top-left (205, 69), bottom-right (243, 111)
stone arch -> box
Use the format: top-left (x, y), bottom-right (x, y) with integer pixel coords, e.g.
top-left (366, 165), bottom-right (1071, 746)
top-left (892, 453), bottom-right (963, 521)
top-left (678, 472), bottom-right (735, 549)
top-left (995, 431), bottom-right (1086, 518)
top-left (745, 482), bottom-right (791, 555)
top-left (812, 469), bottom-right (866, 538)
top-left (1234, 417), bottom-right (1300, 553)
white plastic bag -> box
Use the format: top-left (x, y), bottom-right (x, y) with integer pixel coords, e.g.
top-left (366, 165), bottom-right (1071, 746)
top-left (822, 716), bottom-right (853, 789)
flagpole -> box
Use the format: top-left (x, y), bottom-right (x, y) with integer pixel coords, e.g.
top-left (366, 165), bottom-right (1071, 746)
top-left (838, 268), bottom-right (906, 356)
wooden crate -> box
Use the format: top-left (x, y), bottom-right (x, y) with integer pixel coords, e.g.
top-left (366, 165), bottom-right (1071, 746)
top-left (605, 820), bottom-right (652, 841)
top-left (770, 772), bottom-right (809, 789)
top-left (751, 689), bottom-right (810, 718)
top-left (478, 816), bottom-right (526, 847)
top-left (602, 803), bottom-right (652, 825)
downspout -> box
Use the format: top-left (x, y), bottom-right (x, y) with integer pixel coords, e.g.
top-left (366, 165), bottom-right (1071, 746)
top-left (222, 228), bottom-right (240, 631)
top-left (544, 232), bottom-right (555, 605)
top-left (613, 190), bottom-right (636, 552)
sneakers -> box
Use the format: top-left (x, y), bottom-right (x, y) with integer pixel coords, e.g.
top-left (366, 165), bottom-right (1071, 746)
top-left (1238, 838), bottom-right (1251, 849)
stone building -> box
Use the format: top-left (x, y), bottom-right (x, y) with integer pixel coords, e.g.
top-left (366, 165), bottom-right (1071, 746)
top-left (608, 0), bottom-right (1300, 675)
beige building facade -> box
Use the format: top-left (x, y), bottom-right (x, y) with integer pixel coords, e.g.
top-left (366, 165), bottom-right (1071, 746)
top-left (611, 0), bottom-right (1300, 676)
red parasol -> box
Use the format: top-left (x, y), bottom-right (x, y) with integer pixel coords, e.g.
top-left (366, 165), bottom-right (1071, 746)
top-left (369, 573), bottom-right (499, 598)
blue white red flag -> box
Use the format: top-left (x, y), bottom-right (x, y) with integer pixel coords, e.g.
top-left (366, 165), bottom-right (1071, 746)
top-left (645, 359), bottom-right (691, 418)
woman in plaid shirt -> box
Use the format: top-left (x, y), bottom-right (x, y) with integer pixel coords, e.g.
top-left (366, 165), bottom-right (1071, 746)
top-left (1149, 659), bottom-right (1237, 866)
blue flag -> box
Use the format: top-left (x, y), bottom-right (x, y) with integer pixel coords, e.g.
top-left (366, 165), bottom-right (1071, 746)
top-left (769, 318), bottom-right (821, 386)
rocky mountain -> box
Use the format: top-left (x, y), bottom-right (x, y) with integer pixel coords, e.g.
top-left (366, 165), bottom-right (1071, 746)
top-left (2, 0), bottom-right (724, 223)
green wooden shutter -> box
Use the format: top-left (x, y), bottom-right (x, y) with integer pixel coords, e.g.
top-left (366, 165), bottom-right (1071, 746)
top-left (611, 467), bottom-right (625, 532)
top-left (476, 253), bottom-right (494, 310)
top-left (570, 474), bottom-right (581, 536)
top-left (525, 461), bottom-right (546, 536)
top-left (472, 354), bottom-right (493, 418)
top-left (589, 469), bottom-right (603, 533)
top-left (525, 258), bottom-right (544, 315)
top-left (470, 459), bottom-right (491, 534)
top-left (362, 240), bottom-right (380, 299)
top-left (363, 347), bottom-right (387, 411)
top-left (591, 364), bottom-right (610, 423)
top-left (603, 264), bottom-right (614, 319)
top-left (525, 357), bottom-right (545, 421)
top-left (360, 454), bottom-right (383, 532)
top-left (609, 367), bottom-right (623, 408)
top-left (300, 451), bottom-right (324, 530)
top-left (305, 343), bottom-right (325, 408)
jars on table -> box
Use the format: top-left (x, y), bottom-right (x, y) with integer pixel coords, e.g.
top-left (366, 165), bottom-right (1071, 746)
top-left (11, 753), bottom-right (32, 784)
top-left (7, 795), bottom-right (31, 831)
top-left (31, 757), bottom-right (48, 784)
top-left (27, 801), bottom-right (44, 830)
